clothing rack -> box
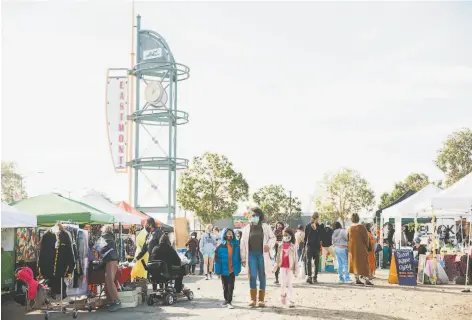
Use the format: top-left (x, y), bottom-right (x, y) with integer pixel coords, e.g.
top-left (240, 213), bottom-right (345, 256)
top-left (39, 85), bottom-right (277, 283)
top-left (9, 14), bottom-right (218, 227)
top-left (43, 221), bottom-right (81, 319)
top-left (44, 277), bottom-right (78, 320)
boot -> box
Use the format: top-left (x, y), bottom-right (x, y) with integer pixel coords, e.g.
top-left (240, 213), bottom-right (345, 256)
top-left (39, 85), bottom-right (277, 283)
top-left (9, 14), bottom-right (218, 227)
top-left (248, 289), bottom-right (257, 307)
top-left (258, 289), bottom-right (266, 307)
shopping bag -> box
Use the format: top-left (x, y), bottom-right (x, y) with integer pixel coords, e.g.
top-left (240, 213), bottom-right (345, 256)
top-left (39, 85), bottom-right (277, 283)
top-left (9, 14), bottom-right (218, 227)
top-left (298, 261), bottom-right (306, 278)
top-left (131, 229), bottom-right (149, 279)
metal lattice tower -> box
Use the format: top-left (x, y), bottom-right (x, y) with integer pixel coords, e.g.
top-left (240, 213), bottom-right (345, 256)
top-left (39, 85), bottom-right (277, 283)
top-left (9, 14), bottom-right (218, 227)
top-left (128, 15), bottom-right (189, 223)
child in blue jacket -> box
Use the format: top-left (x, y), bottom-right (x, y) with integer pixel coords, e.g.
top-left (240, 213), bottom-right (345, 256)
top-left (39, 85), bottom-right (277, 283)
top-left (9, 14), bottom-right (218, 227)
top-left (214, 228), bottom-right (241, 309)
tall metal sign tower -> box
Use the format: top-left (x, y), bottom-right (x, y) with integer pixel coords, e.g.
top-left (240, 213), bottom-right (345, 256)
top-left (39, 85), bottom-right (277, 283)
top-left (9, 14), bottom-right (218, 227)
top-left (107, 14), bottom-right (189, 224)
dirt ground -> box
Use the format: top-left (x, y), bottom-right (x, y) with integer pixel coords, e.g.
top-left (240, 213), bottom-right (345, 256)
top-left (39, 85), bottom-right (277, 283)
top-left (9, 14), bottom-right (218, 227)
top-left (3, 270), bottom-right (471, 320)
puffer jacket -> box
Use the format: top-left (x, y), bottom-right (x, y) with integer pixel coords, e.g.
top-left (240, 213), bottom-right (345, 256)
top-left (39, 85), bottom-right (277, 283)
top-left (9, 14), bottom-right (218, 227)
top-left (274, 242), bottom-right (299, 276)
top-left (214, 228), bottom-right (242, 276)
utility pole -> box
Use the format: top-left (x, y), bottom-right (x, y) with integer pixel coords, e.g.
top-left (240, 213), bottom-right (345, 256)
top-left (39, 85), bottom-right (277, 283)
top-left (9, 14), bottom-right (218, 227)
top-left (289, 190), bottom-right (292, 219)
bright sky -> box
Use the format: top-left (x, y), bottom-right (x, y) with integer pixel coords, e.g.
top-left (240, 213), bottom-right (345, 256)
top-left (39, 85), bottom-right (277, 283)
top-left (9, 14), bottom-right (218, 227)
top-left (2, 1), bottom-right (472, 213)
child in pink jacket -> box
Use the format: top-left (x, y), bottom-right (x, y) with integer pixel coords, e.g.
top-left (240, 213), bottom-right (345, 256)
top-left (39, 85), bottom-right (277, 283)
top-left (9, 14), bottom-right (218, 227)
top-left (273, 228), bottom-right (299, 308)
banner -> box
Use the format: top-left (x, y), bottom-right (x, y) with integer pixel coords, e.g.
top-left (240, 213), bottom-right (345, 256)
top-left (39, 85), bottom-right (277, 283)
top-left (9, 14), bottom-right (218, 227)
top-left (106, 74), bottom-right (128, 172)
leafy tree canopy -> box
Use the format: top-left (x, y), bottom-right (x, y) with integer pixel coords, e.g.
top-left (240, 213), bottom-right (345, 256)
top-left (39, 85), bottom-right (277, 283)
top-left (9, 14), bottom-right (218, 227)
top-left (435, 128), bottom-right (472, 186)
top-left (1, 161), bottom-right (26, 203)
top-left (378, 173), bottom-right (430, 210)
top-left (252, 184), bottom-right (302, 224)
top-left (315, 168), bottom-right (375, 225)
top-left (177, 153), bottom-right (249, 224)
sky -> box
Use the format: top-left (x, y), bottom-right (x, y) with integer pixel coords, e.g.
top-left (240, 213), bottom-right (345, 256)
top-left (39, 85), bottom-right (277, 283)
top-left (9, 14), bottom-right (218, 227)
top-left (2, 1), bottom-right (472, 214)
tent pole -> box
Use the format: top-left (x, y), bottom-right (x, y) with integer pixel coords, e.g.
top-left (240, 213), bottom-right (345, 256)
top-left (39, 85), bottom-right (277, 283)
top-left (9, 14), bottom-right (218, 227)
top-left (463, 207), bottom-right (471, 293)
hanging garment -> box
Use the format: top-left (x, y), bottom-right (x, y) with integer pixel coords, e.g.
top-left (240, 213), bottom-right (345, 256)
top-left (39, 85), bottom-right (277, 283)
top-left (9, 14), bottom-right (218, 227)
top-left (16, 267), bottom-right (38, 300)
top-left (67, 229), bottom-right (89, 297)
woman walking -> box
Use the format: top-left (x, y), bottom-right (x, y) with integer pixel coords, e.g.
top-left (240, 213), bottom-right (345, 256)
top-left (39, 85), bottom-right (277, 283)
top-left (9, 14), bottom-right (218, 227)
top-left (365, 223), bottom-right (376, 279)
top-left (273, 221), bottom-right (285, 284)
top-left (348, 214), bottom-right (373, 286)
top-left (98, 225), bottom-right (121, 312)
top-left (295, 225), bottom-right (305, 262)
top-left (273, 228), bottom-right (299, 308)
top-left (200, 224), bottom-right (217, 280)
top-left (240, 207), bottom-right (276, 307)
top-left (332, 222), bottom-right (352, 283)
top-left (185, 232), bottom-right (199, 275)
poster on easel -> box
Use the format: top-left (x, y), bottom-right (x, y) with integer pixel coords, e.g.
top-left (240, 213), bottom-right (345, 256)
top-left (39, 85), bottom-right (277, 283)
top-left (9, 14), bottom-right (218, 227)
top-left (394, 249), bottom-right (417, 286)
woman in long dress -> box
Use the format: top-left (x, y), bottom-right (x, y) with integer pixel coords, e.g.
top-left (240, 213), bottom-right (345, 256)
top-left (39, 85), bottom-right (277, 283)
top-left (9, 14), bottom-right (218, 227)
top-left (348, 214), bottom-right (373, 286)
top-left (365, 223), bottom-right (376, 279)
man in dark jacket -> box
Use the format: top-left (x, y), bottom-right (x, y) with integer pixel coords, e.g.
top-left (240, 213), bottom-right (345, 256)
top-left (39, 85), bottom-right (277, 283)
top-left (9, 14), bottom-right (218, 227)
top-left (134, 217), bottom-right (163, 262)
top-left (133, 217), bottom-right (162, 291)
top-left (303, 212), bottom-right (324, 284)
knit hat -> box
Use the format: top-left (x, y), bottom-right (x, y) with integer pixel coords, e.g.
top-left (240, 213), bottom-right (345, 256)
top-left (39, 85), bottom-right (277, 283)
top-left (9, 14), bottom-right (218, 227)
top-left (414, 237), bottom-right (421, 245)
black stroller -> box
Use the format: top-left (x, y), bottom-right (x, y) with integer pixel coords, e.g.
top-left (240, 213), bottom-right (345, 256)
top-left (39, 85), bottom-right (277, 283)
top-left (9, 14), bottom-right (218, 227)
top-left (142, 260), bottom-right (194, 306)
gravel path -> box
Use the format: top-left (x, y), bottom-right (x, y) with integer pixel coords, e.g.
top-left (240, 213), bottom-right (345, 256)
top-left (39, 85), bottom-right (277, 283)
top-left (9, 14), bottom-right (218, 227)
top-left (4, 270), bottom-right (471, 320)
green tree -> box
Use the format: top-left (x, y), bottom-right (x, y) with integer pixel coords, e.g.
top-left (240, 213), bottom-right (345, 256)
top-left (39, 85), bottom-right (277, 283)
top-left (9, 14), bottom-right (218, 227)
top-left (378, 173), bottom-right (430, 209)
top-left (315, 168), bottom-right (375, 226)
top-left (435, 128), bottom-right (472, 186)
top-left (177, 153), bottom-right (249, 224)
top-left (252, 185), bottom-right (302, 223)
top-left (1, 161), bottom-right (27, 203)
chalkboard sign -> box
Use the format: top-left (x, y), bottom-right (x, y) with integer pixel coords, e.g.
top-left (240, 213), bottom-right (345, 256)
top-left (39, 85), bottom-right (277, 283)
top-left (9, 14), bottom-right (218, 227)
top-left (394, 249), bottom-right (417, 286)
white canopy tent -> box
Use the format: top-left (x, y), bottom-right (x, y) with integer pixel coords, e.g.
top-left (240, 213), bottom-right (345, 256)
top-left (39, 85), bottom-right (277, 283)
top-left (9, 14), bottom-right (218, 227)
top-left (1, 203), bottom-right (37, 228)
top-left (71, 189), bottom-right (142, 225)
top-left (381, 184), bottom-right (443, 246)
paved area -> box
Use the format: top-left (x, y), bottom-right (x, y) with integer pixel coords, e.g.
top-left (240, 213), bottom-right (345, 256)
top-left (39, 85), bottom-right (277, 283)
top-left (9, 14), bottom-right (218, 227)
top-left (3, 270), bottom-right (472, 320)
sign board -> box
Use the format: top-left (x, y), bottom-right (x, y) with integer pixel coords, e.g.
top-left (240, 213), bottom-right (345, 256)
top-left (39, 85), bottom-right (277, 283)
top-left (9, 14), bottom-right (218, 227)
top-left (143, 48), bottom-right (163, 60)
top-left (394, 249), bottom-right (417, 286)
top-left (106, 75), bottom-right (128, 172)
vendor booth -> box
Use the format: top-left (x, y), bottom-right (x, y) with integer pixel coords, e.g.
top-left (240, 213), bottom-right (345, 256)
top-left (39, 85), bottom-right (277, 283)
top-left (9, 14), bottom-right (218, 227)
top-left (1, 203), bottom-right (37, 290)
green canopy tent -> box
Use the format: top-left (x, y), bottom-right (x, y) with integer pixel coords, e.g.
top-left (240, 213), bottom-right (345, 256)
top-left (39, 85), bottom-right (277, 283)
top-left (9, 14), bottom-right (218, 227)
top-left (11, 193), bottom-right (115, 226)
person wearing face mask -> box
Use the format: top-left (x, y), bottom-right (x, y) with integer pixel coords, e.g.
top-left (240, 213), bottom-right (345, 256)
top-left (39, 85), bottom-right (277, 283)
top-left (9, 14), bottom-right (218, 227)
top-left (214, 228), bottom-right (242, 309)
top-left (185, 232), bottom-right (199, 275)
top-left (235, 230), bottom-right (242, 241)
top-left (273, 221), bottom-right (285, 284)
top-left (240, 207), bottom-right (276, 307)
top-left (303, 212), bottom-right (324, 284)
top-left (133, 217), bottom-right (163, 291)
top-left (273, 228), bottom-right (299, 308)
top-left (200, 224), bottom-right (217, 280)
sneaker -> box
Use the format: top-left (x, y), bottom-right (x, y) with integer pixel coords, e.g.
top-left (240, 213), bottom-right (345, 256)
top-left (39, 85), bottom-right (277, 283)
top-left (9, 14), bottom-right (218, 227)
top-left (288, 301), bottom-right (295, 308)
top-left (205, 274), bottom-right (209, 280)
top-left (337, 280), bottom-right (345, 284)
top-left (108, 301), bottom-right (122, 312)
top-left (210, 273), bottom-right (213, 279)
top-left (227, 303), bottom-right (234, 309)
top-left (365, 280), bottom-right (374, 286)
top-left (355, 279), bottom-right (364, 285)
top-left (344, 279), bottom-right (354, 284)
top-left (306, 277), bottom-right (313, 284)
top-left (313, 278), bottom-right (318, 284)
top-left (222, 301), bottom-right (228, 306)
top-left (274, 279), bottom-right (280, 285)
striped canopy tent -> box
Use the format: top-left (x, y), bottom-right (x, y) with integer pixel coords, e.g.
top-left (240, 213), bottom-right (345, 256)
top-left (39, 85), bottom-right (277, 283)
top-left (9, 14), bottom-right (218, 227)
top-left (117, 201), bottom-right (149, 226)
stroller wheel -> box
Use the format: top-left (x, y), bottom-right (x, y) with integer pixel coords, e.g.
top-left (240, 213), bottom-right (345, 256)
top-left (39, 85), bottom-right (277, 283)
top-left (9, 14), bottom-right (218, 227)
top-left (72, 310), bottom-right (78, 319)
top-left (187, 291), bottom-right (194, 301)
top-left (165, 294), bottom-right (175, 305)
top-left (147, 296), bottom-right (155, 306)
top-left (87, 304), bottom-right (93, 312)
top-left (44, 312), bottom-right (49, 320)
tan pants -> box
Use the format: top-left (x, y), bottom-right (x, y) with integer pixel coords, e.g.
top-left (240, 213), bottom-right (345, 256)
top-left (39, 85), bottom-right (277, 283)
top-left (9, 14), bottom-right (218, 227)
top-left (105, 261), bottom-right (119, 301)
top-left (321, 246), bottom-right (337, 270)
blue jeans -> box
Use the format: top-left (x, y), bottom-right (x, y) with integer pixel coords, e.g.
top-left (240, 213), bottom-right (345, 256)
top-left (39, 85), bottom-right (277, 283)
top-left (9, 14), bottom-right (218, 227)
top-left (248, 251), bottom-right (266, 290)
top-left (334, 247), bottom-right (351, 281)
top-left (297, 248), bottom-right (303, 262)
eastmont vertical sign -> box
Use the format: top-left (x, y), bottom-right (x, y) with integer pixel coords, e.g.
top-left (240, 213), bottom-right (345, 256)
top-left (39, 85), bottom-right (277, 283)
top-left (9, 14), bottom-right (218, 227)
top-left (106, 76), bottom-right (128, 173)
